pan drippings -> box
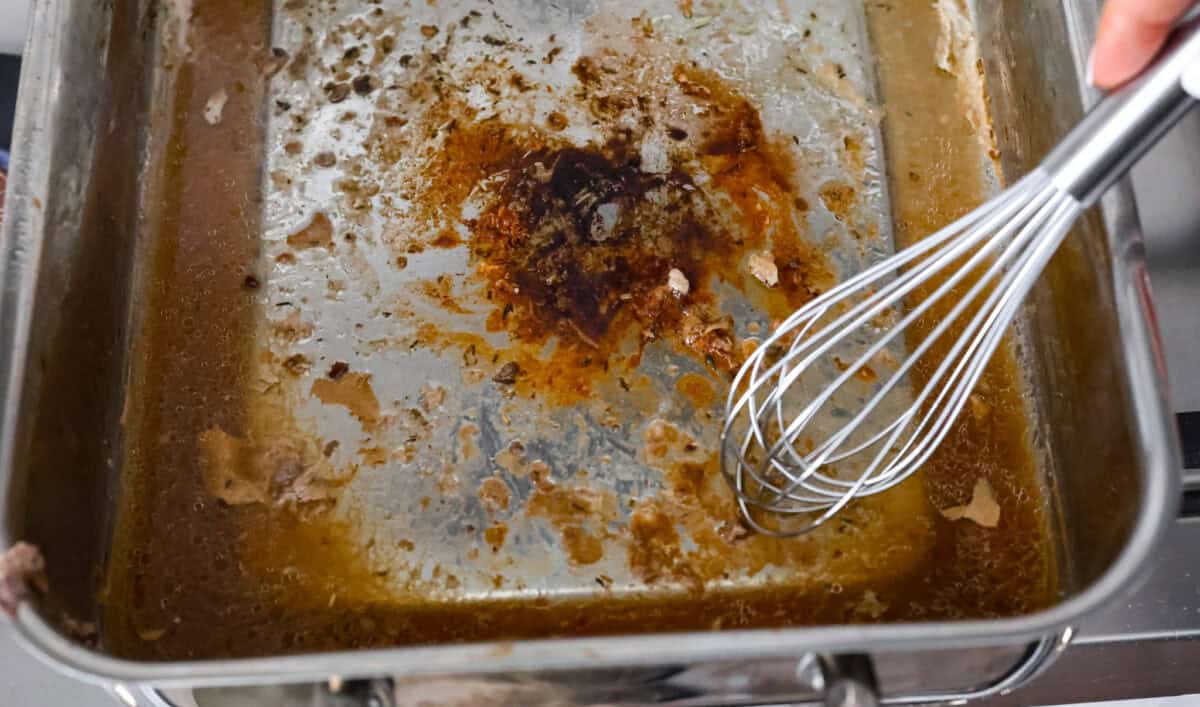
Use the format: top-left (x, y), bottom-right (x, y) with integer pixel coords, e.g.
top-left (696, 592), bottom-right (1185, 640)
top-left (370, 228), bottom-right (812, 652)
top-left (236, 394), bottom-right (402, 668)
top-left (104, 0), bottom-right (1055, 660)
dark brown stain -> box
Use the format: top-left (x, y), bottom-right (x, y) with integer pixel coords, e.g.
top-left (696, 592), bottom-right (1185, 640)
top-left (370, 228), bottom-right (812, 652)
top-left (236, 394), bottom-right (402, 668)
top-left (391, 58), bottom-right (834, 410)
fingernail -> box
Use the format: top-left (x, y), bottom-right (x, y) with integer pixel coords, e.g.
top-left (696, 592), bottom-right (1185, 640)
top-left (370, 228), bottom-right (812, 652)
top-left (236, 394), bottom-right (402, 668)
top-left (1085, 49), bottom-right (1097, 86)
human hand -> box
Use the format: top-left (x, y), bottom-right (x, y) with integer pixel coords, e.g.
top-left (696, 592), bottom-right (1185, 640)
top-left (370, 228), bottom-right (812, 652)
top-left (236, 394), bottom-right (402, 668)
top-left (1090, 0), bottom-right (1196, 88)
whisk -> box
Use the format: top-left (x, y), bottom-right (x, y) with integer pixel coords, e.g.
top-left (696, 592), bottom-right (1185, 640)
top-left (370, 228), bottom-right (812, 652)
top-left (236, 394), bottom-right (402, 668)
top-left (721, 19), bottom-right (1200, 537)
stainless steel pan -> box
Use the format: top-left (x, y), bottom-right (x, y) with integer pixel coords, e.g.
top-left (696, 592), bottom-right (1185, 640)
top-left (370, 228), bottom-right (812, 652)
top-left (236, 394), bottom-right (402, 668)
top-left (0, 0), bottom-right (1179, 704)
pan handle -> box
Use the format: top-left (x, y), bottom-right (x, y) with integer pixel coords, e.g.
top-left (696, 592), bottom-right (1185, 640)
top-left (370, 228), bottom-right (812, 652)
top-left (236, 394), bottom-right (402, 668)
top-left (137, 630), bottom-right (1075, 707)
top-left (861, 628), bottom-right (1074, 706)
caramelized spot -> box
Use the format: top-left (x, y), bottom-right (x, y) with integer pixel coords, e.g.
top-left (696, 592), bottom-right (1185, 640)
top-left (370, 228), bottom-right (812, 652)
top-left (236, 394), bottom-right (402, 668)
top-left (287, 212), bottom-right (334, 249)
top-left (478, 476), bottom-right (511, 513)
top-left (628, 498), bottom-right (696, 588)
top-left (484, 523), bottom-right (509, 550)
top-left (430, 229), bottom-right (462, 248)
top-left (359, 446), bottom-right (388, 466)
top-left (468, 142), bottom-right (725, 347)
top-left (311, 372), bottom-right (380, 426)
top-left (418, 278), bottom-right (471, 315)
top-left (675, 372), bottom-right (716, 408)
top-left (401, 60), bottom-right (832, 401)
top-left (819, 182), bottom-right (857, 223)
top-left (561, 527), bottom-right (605, 565)
top-left (526, 484), bottom-right (617, 566)
top-left (272, 312), bottom-right (313, 344)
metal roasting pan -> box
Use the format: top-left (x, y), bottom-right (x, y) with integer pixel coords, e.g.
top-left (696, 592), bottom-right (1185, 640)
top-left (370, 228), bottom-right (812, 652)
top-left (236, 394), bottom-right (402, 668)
top-left (0, 0), bottom-right (1181, 704)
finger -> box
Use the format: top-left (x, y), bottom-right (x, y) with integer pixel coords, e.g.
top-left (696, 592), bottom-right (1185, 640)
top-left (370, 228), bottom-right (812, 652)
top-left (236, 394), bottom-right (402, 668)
top-left (1090, 0), bottom-right (1195, 88)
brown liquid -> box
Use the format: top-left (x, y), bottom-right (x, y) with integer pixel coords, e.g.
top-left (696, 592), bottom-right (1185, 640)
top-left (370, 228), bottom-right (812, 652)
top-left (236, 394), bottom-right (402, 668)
top-left (103, 0), bottom-right (1054, 660)
top-left (865, 0), bottom-right (1056, 616)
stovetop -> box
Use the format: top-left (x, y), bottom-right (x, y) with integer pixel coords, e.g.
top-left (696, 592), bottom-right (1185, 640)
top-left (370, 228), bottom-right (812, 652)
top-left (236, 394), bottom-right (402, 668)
top-left (4, 56), bottom-right (1200, 707)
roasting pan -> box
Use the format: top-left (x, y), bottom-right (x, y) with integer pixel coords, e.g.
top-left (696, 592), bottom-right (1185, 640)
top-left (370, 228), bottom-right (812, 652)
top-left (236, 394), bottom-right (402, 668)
top-left (0, 0), bottom-right (1180, 704)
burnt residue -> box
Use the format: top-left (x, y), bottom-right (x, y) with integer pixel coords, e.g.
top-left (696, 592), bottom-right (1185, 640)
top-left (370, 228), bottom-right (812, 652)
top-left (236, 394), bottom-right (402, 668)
top-left (470, 142), bottom-right (723, 346)
top-left (403, 57), bottom-right (834, 390)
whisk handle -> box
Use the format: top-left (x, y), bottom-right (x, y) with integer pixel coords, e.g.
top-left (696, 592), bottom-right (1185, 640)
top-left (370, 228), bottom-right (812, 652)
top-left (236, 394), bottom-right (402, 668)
top-left (1044, 16), bottom-right (1200, 207)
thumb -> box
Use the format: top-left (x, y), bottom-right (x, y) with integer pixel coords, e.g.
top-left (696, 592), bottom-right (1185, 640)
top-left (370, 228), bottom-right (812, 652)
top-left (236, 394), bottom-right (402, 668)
top-left (1089, 0), bottom-right (1195, 89)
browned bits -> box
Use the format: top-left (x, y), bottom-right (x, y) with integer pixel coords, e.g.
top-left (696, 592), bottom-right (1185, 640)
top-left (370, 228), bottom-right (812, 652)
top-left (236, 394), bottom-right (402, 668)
top-left (265, 47), bottom-right (289, 78)
top-left (351, 74), bottom-right (377, 96)
top-left (323, 82), bottom-right (351, 103)
top-left (478, 477), bottom-right (511, 513)
top-left (819, 182), bottom-right (857, 222)
top-left (667, 126), bottom-right (688, 141)
top-left (406, 59), bottom-right (834, 388)
top-left (484, 524), bottom-right (508, 550)
top-left (492, 362), bottom-right (520, 384)
top-left (286, 43), bottom-right (310, 81)
top-left (545, 111), bottom-right (568, 131)
top-left (282, 354), bottom-right (310, 376)
top-left (509, 73), bottom-right (533, 92)
top-left (287, 212), bottom-right (334, 250)
top-left (327, 361), bottom-right (349, 380)
top-left (242, 274), bottom-right (260, 290)
top-left (313, 151), bottom-right (337, 168)
top-left (311, 373), bottom-right (380, 425)
top-left (430, 230), bottom-right (461, 248)
top-left (420, 25), bottom-right (439, 39)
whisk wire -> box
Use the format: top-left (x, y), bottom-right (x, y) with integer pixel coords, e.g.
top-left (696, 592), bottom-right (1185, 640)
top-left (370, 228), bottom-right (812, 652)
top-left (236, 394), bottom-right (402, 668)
top-left (853, 186), bottom-right (1068, 477)
top-left (720, 171), bottom-right (1089, 536)
top-left (726, 201), bottom-right (1020, 504)
top-left (761, 181), bottom-right (1054, 472)
top-left (736, 176), bottom-right (1054, 504)
top-left (897, 194), bottom-right (1082, 479)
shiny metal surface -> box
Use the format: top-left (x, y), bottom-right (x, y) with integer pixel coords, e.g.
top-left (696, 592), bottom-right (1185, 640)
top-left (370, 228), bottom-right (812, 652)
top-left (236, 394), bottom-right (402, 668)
top-left (0, 0), bottom-right (1184, 705)
top-left (1044, 17), bottom-right (1200, 205)
top-left (252, 0), bottom-right (897, 604)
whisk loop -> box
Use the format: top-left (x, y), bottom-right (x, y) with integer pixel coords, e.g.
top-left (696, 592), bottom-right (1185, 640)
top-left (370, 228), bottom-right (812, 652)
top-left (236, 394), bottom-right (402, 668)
top-left (720, 170), bottom-right (1082, 537)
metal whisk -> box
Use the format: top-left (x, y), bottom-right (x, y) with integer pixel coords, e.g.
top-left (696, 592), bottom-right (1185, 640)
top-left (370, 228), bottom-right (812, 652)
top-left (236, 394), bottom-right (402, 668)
top-left (721, 19), bottom-right (1200, 537)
